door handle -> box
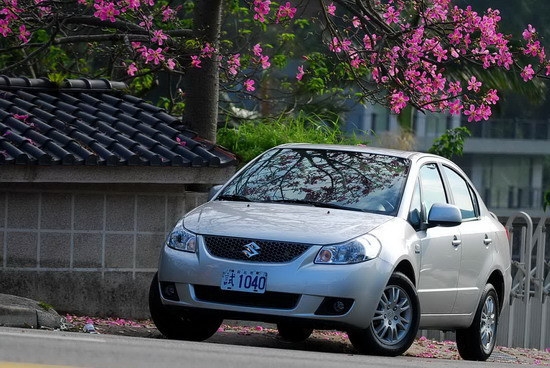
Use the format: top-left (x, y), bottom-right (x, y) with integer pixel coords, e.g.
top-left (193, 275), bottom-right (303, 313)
top-left (483, 234), bottom-right (492, 246)
top-left (452, 235), bottom-right (462, 247)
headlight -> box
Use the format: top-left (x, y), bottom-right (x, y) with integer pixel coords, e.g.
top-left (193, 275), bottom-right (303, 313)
top-left (166, 222), bottom-right (197, 253)
top-left (314, 234), bottom-right (381, 264)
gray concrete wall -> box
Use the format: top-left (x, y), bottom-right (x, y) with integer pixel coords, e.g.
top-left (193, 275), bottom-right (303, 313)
top-left (0, 184), bottom-right (209, 318)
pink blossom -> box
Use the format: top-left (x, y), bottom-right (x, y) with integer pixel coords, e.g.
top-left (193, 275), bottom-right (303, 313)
top-left (0, 19), bottom-right (12, 37)
top-left (151, 30), bottom-right (167, 45)
top-left (166, 58), bottom-right (175, 70)
top-left (478, 104), bottom-right (492, 120)
top-left (253, 0), bottom-right (271, 22)
top-left (329, 37), bottom-right (351, 53)
top-left (463, 104), bottom-right (477, 122)
top-left (139, 15), bottom-right (153, 29)
top-left (190, 55), bottom-right (201, 68)
top-left (93, 1), bottom-right (120, 22)
top-left (546, 65), bottom-right (550, 76)
top-left (125, 0), bottom-right (140, 11)
top-left (352, 16), bottom-right (361, 28)
top-left (448, 100), bottom-right (462, 115)
top-left (447, 29), bottom-right (462, 45)
top-left (524, 40), bottom-right (542, 57)
top-left (467, 76), bottom-right (482, 92)
top-left (350, 56), bottom-right (364, 68)
top-left (252, 43), bottom-right (262, 57)
top-left (327, 2), bottom-right (336, 16)
top-left (161, 6), bottom-right (176, 22)
top-left (522, 24), bottom-right (536, 41)
top-left (146, 47), bottom-right (164, 64)
top-left (383, 6), bottom-right (399, 24)
top-left (259, 55), bottom-right (270, 69)
top-left (448, 81), bottom-right (462, 95)
top-left (243, 79), bottom-right (255, 92)
top-left (227, 54), bottom-right (240, 76)
top-left (18, 24), bottom-right (30, 43)
top-left (521, 64), bottom-right (535, 81)
top-left (276, 2), bottom-right (296, 23)
top-left (363, 34), bottom-right (374, 50)
top-left (201, 43), bottom-right (216, 58)
top-left (176, 137), bottom-right (186, 146)
top-left (126, 62), bottom-right (138, 76)
top-left (296, 65), bottom-right (305, 80)
top-left (485, 89), bottom-right (499, 104)
top-left (390, 91), bottom-right (409, 114)
top-left (463, 104), bottom-right (491, 122)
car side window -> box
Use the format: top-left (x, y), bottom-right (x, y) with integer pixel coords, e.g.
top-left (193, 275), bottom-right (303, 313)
top-left (418, 163), bottom-right (447, 215)
top-left (442, 166), bottom-right (478, 220)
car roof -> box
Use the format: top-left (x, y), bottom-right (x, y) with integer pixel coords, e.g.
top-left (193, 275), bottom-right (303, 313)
top-left (273, 143), bottom-right (439, 162)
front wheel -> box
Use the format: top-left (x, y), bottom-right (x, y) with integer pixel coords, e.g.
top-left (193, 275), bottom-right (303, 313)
top-left (348, 272), bottom-right (420, 356)
top-left (149, 273), bottom-right (222, 341)
top-left (456, 283), bottom-right (499, 361)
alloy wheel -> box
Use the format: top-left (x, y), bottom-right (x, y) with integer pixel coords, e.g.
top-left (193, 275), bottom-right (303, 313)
top-left (480, 294), bottom-right (497, 353)
top-left (371, 285), bottom-right (413, 346)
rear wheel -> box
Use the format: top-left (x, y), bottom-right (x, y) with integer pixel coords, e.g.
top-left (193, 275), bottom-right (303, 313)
top-left (149, 273), bottom-right (222, 341)
top-left (456, 284), bottom-right (499, 361)
top-left (276, 322), bottom-right (313, 342)
top-left (348, 272), bottom-right (420, 356)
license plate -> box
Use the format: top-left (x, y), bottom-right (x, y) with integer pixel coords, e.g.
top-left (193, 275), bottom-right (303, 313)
top-left (221, 269), bottom-right (267, 294)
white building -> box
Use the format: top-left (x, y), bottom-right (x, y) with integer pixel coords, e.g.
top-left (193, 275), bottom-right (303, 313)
top-left (345, 104), bottom-right (550, 218)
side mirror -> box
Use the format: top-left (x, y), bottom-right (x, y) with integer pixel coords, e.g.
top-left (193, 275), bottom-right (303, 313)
top-left (427, 203), bottom-right (462, 227)
top-left (208, 184), bottom-right (223, 201)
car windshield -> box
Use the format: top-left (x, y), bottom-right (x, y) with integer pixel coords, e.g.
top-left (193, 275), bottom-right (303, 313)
top-left (217, 148), bottom-right (410, 215)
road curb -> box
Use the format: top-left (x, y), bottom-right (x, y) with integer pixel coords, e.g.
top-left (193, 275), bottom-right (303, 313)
top-left (0, 293), bottom-right (63, 329)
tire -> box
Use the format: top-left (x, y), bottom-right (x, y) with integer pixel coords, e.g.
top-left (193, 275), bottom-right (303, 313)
top-left (456, 283), bottom-right (499, 361)
top-left (148, 273), bottom-right (222, 341)
top-left (276, 322), bottom-right (313, 342)
top-left (348, 272), bottom-right (420, 356)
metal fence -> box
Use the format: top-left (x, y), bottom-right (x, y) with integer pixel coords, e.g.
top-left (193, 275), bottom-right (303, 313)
top-left (498, 212), bottom-right (549, 350)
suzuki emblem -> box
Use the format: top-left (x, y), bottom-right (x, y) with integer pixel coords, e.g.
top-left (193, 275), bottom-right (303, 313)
top-left (242, 242), bottom-right (261, 258)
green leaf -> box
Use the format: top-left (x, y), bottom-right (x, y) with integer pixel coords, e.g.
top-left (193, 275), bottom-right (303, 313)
top-left (428, 127), bottom-right (471, 159)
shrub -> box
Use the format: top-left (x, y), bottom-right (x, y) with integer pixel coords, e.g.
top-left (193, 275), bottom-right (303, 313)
top-left (217, 112), bottom-right (367, 164)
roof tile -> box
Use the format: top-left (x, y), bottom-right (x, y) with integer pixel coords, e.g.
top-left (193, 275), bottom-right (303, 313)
top-left (0, 76), bottom-right (237, 167)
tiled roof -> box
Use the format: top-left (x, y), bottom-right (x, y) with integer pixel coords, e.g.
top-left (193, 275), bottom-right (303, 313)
top-left (0, 76), bottom-right (237, 167)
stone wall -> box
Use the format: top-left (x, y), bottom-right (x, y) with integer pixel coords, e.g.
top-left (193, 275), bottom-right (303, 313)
top-left (0, 184), bottom-right (209, 318)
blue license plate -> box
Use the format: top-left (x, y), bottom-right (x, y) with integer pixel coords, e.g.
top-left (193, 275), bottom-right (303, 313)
top-left (221, 269), bottom-right (267, 293)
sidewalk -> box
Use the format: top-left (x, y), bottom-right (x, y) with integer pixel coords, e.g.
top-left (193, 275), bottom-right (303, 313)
top-left (0, 293), bottom-right (63, 329)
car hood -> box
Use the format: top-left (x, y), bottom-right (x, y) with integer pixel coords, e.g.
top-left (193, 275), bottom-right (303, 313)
top-left (183, 201), bottom-right (393, 245)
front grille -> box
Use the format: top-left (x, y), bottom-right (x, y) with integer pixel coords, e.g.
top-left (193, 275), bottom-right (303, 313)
top-left (203, 236), bottom-right (312, 263)
top-left (193, 285), bottom-right (300, 309)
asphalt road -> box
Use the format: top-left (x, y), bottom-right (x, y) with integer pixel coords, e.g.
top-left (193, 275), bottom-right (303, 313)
top-left (0, 327), bottom-right (522, 368)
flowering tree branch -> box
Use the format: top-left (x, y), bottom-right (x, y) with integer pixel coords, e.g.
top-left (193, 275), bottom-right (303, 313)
top-left (0, 0), bottom-right (549, 138)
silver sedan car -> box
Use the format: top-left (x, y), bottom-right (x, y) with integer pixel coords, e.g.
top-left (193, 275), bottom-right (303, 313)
top-left (150, 143), bottom-right (511, 360)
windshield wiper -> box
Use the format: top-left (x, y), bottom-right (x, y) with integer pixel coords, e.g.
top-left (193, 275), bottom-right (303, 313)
top-left (216, 194), bottom-right (252, 202)
top-left (266, 199), bottom-right (364, 212)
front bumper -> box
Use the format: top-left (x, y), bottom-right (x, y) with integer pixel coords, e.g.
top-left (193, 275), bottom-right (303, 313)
top-left (157, 236), bottom-right (393, 330)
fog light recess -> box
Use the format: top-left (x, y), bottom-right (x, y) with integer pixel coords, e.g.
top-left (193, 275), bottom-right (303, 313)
top-left (315, 297), bottom-right (354, 316)
top-left (160, 282), bottom-right (179, 301)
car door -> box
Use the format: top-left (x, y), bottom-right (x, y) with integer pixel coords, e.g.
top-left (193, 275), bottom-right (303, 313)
top-left (414, 163), bottom-right (460, 315)
top-left (441, 165), bottom-right (495, 314)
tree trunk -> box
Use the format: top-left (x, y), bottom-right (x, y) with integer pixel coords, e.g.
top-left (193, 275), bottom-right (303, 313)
top-left (182, 0), bottom-right (223, 142)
